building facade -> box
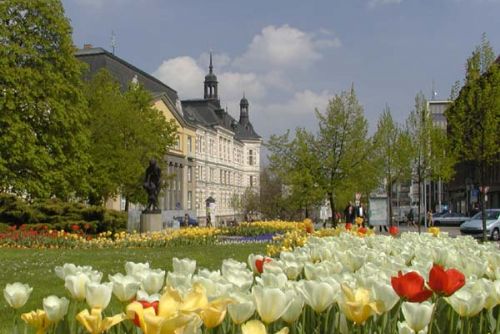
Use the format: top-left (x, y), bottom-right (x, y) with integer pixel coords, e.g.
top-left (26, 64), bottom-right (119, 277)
top-left (181, 54), bottom-right (262, 224)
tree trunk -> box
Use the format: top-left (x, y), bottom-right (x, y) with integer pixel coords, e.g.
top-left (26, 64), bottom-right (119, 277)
top-left (328, 192), bottom-right (337, 227)
top-left (125, 197), bottom-right (129, 212)
top-left (387, 181), bottom-right (393, 226)
top-left (417, 175), bottom-right (422, 234)
top-left (480, 161), bottom-right (487, 242)
top-left (305, 204), bottom-right (309, 219)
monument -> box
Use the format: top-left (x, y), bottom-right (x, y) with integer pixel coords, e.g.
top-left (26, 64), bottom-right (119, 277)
top-left (140, 159), bottom-right (162, 232)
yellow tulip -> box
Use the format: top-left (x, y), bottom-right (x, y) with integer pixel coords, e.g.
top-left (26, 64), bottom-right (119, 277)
top-left (76, 308), bottom-right (126, 334)
top-left (241, 319), bottom-right (289, 334)
top-left (338, 284), bottom-right (380, 325)
top-left (21, 310), bottom-right (52, 334)
top-left (199, 298), bottom-right (233, 329)
top-left (428, 227), bottom-right (440, 237)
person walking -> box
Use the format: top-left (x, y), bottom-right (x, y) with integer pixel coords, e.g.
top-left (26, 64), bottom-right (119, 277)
top-left (407, 208), bottom-right (416, 229)
top-left (344, 201), bottom-right (355, 225)
top-left (427, 210), bottom-right (433, 227)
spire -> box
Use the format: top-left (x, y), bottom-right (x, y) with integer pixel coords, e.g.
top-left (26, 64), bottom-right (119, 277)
top-left (209, 51), bottom-right (213, 74)
top-left (239, 93), bottom-right (249, 124)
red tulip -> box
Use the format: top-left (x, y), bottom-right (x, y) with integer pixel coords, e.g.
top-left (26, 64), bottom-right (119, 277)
top-left (391, 271), bottom-right (433, 302)
top-left (389, 226), bottom-right (399, 236)
top-left (255, 257), bottom-right (272, 274)
top-left (133, 300), bottom-right (159, 327)
top-left (345, 223), bottom-right (352, 230)
top-left (358, 227), bottom-right (367, 235)
top-left (428, 264), bottom-right (465, 296)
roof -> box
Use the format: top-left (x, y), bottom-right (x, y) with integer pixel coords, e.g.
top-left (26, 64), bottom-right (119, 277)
top-left (181, 98), bottom-right (261, 141)
top-left (75, 47), bottom-right (179, 103)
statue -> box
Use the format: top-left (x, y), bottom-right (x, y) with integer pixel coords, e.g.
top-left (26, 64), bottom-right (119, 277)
top-left (143, 159), bottom-right (161, 213)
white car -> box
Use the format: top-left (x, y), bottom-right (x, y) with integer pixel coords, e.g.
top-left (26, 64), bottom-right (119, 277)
top-left (460, 209), bottom-right (500, 241)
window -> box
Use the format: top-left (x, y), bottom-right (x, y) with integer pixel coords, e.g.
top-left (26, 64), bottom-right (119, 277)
top-left (220, 169), bottom-right (223, 184)
top-left (174, 135), bottom-right (181, 150)
top-left (187, 166), bottom-right (192, 183)
top-left (250, 175), bottom-right (254, 187)
top-left (187, 191), bottom-right (192, 210)
top-left (187, 136), bottom-right (192, 153)
top-left (248, 150), bottom-right (254, 166)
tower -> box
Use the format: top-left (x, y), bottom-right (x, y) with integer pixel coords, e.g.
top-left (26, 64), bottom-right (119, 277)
top-left (204, 52), bottom-right (218, 100)
top-left (239, 93), bottom-right (249, 124)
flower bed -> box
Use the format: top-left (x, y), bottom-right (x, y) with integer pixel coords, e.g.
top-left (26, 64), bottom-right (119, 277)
top-left (3, 231), bottom-right (499, 333)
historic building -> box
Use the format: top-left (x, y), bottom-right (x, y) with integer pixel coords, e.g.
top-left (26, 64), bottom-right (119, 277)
top-left (75, 46), bottom-right (196, 219)
top-left (181, 54), bottom-right (262, 224)
top-left (76, 46), bottom-right (261, 225)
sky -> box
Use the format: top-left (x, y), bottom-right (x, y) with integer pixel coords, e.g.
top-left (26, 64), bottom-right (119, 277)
top-left (62, 0), bottom-right (500, 147)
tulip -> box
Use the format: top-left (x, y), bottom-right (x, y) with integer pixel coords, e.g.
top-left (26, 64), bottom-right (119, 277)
top-left (428, 227), bottom-right (440, 237)
top-left (428, 264), bottom-right (465, 296)
top-left (43, 295), bottom-right (69, 322)
top-left (125, 261), bottom-right (150, 278)
top-left (108, 273), bottom-right (141, 302)
top-left (281, 261), bottom-right (303, 280)
top-left (401, 301), bottom-right (434, 333)
top-left (444, 282), bottom-right (486, 317)
top-left (224, 268), bottom-right (254, 291)
top-left (65, 273), bottom-right (90, 301)
top-left (281, 289), bottom-right (304, 324)
top-left (389, 226), bottom-right (399, 236)
top-left (85, 282), bottom-right (113, 310)
top-left (241, 320), bottom-right (289, 334)
top-left (222, 259), bottom-right (247, 277)
top-left (299, 280), bottom-right (336, 313)
top-left (338, 284), bottom-right (380, 325)
top-left (228, 292), bottom-right (256, 325)
top-left (391, 271), bottom-right (433, 302)
top-left (248, 254), bottom-right (272, 274)
top-left (256, 272), bottom-right (288, 289)
top-left (345, 223), bottom-right (352, 230)
top-left (21, 310), bottom-right (51, 334)
top-left (141, 269), bottom-right (165, 295)
top-left (166, 271), bottom-right (192, 293)
top-left (252, 285), bottom-right (290, 324)
top-left (368, 280), bottom-right (399, 313)
top-left (4, 282), bottom-right (33, 309)
top-left (397, 321), bottom-right (428, 334)
top-left (76, 308), bottom-right (126, 334)
top-left (199, 298), bottom-right (233, 329)
top-left (136, 290), bottom-right (161, 304)
top-left (172, 257), bottom-right (196, 276)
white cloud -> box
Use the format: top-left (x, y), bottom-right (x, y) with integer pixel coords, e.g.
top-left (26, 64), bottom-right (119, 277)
top-left (233, 25), bottom-right (340, 71)
top-left (368, 0), bottom-right (402, 8)
top-left (219, 72), bottom-right (266, 102)
top-left (264, 89), bottom-right (331, 116)
top-left (153, 56), bottom-right (205, 99)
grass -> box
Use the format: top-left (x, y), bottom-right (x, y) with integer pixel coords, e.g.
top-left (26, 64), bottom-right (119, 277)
top-left (0, 243), bottom-right (267, 332)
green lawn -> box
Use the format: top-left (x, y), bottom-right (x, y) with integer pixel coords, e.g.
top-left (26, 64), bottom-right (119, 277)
top-left (0, 243), bottom-right (267, 332)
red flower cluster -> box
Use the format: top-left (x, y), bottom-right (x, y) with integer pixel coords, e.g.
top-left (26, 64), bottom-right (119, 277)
top-left (345, 223), bottom-right (352, 230)
top-left (391, 264), bottom-right (465, 302)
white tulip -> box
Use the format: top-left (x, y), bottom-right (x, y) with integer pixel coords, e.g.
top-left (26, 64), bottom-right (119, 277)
top-left (401, 302), bottom-right (434, 333)
top-left (125, 261), bottom-right (150, 278)
top-left (3, 282), bottom-right (32, 309)
top-left (367, 280), bottom-right (399, 313)
top-left (281, 289), bottom-right (304, 324)
top-left (255, 272), bottom-right (288, 289)
top-left (85, 282), bottom-right (113, 310)
top-left (65, 273), bottom-right (90, 301)
top-left (227, 292), bottom-right (256, 325)
top-left (136, 290), bottom-right (160, 303)
top-left (304, 263), bottom-right (329, 281)
top-left (43, 295), bottom-right (69, 322)
top-left (166, 271), bottom-right (192, 292)
top-left (445, 282), bottom-right (486, 317)
top-left (252, 285), bottom-right (290, 324)
top-left (398, 321), bottom-right (428, 334)
top-left (192, 276), bottom-right (232, 300)
top-left (172, 257), bottom-right (196, 276)
top-left (262, 260), bottom-right (285, 275)
top-left (141, 269), bottom-right (165, 295)
top-left (55, 263), bottom-right (78, 280)
top-left (197, 268), bottom-right (223, 281)
top-left (299, 280), bottom-right (335, 313)
top-left (55, 263), bottom-right (101, 282)
top-left (282, 261), bottom-right (303, 280)
top-left (222, 259), bottom-right (247, 277)
top-left (223, 268), bottom-right (254, 291)
top-left (108, 273), bottom-right (141, 302)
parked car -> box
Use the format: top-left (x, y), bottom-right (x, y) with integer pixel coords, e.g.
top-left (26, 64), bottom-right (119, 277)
top-left (433, 212), bottom-right (469, 226)
top-left (174, 215), bottom-right (198, 227)
top-left (460, 209), bottom-right (500, 241)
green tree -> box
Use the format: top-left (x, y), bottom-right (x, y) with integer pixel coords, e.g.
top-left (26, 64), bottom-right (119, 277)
top-left (85, 70), bottom-right (177, 208)
top-left (267, 129), bottom-right (324, 218)
top-left (313, 87), bottom-right (372, 226)
top-left (446, 36), bottom-right (500, 241)
top-left (407, 92), bottom-right (456, 232)
top-left (0, 0), bottom-right (90, 199)
top-left (373, 106), bottom-right (413, 225)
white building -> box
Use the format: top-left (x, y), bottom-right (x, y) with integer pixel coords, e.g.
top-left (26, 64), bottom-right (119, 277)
top-left (181, 54), bottom-right (261, 224)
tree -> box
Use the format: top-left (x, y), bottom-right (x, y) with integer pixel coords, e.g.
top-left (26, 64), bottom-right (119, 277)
top-left (313, 86), bottom-right (372, 226)
top-left (0, 0), bottom-right (90, 199)
top-left (85, 70), bottom-right (177, 207)
top-left (259, 167), bottom-right (286, 220)
top-left (446, 35), bottom-right (500, 241)
top-left (373, 106), bottom-right (413, 225)
top-left (267, 129), bottom-right (324, 219)
top-left (407, 92), bottom-right (456, 232)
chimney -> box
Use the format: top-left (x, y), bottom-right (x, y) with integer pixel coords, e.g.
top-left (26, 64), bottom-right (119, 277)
top-left (83, 43), bottom-right (93, 49)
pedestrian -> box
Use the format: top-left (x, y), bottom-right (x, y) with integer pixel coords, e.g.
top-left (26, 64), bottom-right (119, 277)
top-left (344, 201), bottom-right (355, 225)
top-left (427, 210), bottom-right (433, 227)
top-left (356, 203), bottom-right (366, 227)
top-left (407, 208), bottom-right (416, 229)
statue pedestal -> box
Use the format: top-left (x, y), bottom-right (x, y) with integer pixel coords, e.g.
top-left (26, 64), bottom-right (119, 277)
top-left (140, 213), bottom-right (162, 233)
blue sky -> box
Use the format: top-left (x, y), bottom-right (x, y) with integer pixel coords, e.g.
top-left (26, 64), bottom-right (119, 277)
top-left (62, 0), bottom-right (500, 143)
